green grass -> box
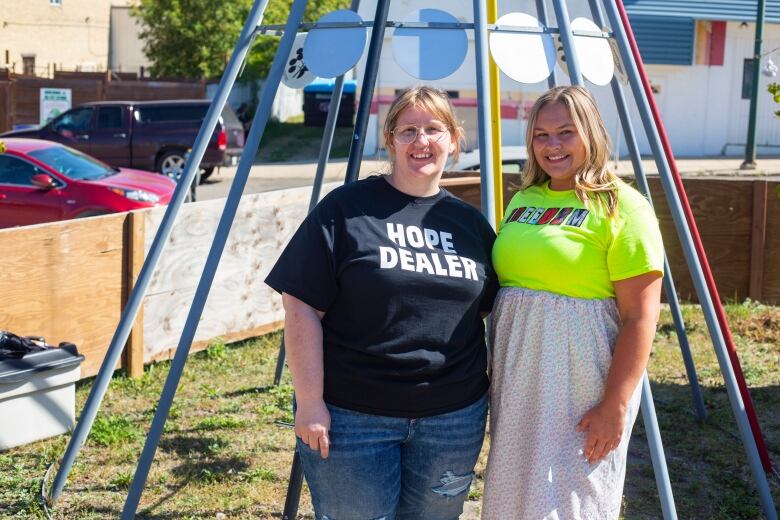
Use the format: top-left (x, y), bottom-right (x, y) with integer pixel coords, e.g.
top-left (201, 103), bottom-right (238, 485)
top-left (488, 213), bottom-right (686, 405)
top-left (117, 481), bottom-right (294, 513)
top-left (256, 121), bottom-right (353, 163)
top-left (1, 305), bottom-right (779, 519)
top-left (89, 415), bottom-right (143, 447)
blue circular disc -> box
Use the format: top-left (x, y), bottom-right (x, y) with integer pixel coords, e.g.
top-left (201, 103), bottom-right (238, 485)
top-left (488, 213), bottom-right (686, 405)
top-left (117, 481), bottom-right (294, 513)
top-left (391, 9), bottom-right (468, 80)
top-left (303, 10), bottom-right (366, 78)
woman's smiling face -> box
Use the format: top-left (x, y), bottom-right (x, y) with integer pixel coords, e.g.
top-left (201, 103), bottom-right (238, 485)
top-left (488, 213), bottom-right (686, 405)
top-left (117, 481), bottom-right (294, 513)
top-left (531, 101), bottom-right (587, 191)
top-left (388, 105), bottom-right (455, 187)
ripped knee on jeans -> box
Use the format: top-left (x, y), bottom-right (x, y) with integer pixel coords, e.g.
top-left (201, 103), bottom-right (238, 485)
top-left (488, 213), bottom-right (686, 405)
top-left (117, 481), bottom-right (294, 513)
top-left (431, 470), bottom-right (474, 498)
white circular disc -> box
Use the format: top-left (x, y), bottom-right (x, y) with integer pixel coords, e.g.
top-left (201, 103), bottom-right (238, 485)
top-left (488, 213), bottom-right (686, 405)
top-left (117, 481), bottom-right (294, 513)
top-left (282, 33), bottom-right (317, 88)
top-left (303, 10), bottom-right (366, 78)
top-left (571, 17), bottom-right (614, 86)
top-left (489, 12), bottom-right (555, 84)
top-left (391, 9), bottom-right (468, 80)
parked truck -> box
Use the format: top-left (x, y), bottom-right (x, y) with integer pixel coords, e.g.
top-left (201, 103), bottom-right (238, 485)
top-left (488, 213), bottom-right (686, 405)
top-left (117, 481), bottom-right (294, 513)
top-left (1, 100), bottom-right (245, 181)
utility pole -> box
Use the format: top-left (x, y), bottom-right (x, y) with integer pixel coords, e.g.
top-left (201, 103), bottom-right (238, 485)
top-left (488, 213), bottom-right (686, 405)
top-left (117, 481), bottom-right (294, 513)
top-left (741, 0), bottom-right (766, 170)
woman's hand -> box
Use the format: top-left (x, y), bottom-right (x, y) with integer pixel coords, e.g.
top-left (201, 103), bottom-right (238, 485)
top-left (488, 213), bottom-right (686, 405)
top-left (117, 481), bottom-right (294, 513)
top-left (295, 399), bottom-right (331, 459)
top-left (576, 400), bottom-right (626, 463)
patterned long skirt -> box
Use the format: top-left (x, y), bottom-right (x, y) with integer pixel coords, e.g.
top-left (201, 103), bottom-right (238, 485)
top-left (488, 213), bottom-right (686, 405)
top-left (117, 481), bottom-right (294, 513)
top-left (481, 287), bottom-right (642, 520)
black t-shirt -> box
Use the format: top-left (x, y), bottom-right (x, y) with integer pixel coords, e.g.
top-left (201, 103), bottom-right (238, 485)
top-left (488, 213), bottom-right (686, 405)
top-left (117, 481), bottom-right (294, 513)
top-left (265, 175), bottom-right (497, 418)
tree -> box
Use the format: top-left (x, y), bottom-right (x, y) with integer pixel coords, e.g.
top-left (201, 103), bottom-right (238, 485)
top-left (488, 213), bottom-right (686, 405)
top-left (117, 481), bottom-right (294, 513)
top-left (244, 0), bottom-right (350, 79)
top-left (133, 0), bottom-right (350, 80)
top-left (768, 83), bottom-right (780, 118)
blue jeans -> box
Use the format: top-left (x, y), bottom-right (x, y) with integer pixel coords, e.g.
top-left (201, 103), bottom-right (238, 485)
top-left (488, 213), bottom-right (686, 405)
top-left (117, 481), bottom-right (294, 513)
top-left (296, 393), bottom-right (488, 520)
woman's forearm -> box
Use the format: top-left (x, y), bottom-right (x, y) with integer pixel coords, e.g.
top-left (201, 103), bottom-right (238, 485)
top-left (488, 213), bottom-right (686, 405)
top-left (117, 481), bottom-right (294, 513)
top-left (603, 273), bottom-right (663, 410)
top-left (601, 316), bottom-right (656, 410)
top-left (282, 293), bottom-right (326, 405)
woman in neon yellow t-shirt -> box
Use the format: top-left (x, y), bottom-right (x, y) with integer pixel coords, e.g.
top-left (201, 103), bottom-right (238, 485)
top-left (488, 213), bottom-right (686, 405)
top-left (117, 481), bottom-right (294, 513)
top-left (482, 86), bottom-right (664, 519)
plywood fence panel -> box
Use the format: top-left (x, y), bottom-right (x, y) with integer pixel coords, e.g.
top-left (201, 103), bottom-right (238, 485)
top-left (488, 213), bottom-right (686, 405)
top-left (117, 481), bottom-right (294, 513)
top-left (0, 213), bottom-right (128, 377)
top-left (646, 177), bottom-right (753, 302)
top-left (761, 182), bottom-right (780, 302)
top-left (141, 184), bottom-right (338, 362)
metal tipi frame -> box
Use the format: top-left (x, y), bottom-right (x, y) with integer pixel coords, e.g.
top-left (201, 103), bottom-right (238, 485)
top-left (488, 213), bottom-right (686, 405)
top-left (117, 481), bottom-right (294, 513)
top-left (43, 1), bottom-right (777, 519)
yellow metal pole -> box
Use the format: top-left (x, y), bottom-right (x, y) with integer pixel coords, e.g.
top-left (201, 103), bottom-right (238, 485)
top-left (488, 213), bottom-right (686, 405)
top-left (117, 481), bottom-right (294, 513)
top-left (487, 0), bottom-right (503, 225)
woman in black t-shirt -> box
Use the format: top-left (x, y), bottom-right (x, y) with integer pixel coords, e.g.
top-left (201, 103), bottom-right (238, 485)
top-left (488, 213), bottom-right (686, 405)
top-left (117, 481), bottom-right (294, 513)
top-left (265, 86), bottom-right (497, 519)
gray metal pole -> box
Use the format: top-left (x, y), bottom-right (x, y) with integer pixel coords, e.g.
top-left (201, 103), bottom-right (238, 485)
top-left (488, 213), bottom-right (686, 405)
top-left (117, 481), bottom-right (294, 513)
top-left (273, 0), bottom-right (362, 387)
top-left (611, 94), bottom-right (684, 518)
top-left (473, 0), bottom-right (496, 225)
top-left (310, 75), bottom-right (348, 204)
top-left (311, 0), bottom-right (362, 203)
top-left (534, 0), bottom-right (559, 88)
top-left (120, 1), bottom-right (310, 517)
top-left (639, 375), bottom-right (677, 520)
top-left (548, 2), bottom-right (676, 516)
top-left (47, 0), bottom-right (273, 504)
top-left (741, 0), bottom-right (767, 170)
top-left (585, 0), bottom-right (706, 422)
top-left (614, 94), bottom-right (706, 421)
top-left (283, 1), bottom-right (386, 516)
top-left (602, 1), bottom-right (777, 517)
top-left (344, 0), bottom-right (391, 183)
top-left (550, 0), bottom-right (583, 85)
top-left (273, 335), bottom-right (287, 386)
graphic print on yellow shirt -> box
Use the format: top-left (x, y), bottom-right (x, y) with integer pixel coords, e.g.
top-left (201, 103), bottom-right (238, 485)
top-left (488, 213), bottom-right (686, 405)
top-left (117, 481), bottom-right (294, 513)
top-left (492, 180), bottom-right (664, 299)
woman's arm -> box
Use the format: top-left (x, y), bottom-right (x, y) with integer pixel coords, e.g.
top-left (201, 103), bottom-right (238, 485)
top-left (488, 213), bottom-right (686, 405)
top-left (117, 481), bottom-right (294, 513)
top-left (282, 292), bottom-right (331, 459)
top-left (576, 271), bottom-right (663, 463)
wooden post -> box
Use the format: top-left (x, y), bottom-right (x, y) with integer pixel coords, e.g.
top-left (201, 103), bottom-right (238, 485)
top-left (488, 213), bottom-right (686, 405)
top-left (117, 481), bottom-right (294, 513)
top-left (749, 180), bottom-right (768, 301)
top-left (125, 211), bottom-right (146, 378)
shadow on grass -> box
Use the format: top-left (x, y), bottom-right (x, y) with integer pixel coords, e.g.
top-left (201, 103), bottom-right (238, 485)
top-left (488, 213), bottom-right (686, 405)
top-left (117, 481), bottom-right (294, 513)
top-left (137, 456), bottom-right (251, 516)
top-left (159, 434), bottom-right (236, 458)
top-left (221, 385), bottom-right (276, 399)
top-left (621, 382), bottom-right (779, 520)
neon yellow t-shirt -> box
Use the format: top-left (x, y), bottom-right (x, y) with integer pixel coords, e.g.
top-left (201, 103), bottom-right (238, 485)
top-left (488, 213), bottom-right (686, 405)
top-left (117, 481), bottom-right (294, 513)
top-left (492, 180), bottom-right (664, 299)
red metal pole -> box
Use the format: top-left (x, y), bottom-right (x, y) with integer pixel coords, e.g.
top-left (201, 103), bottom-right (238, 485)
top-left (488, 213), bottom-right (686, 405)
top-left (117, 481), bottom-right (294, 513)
top-left (615, 0), bottom-right (773, 472)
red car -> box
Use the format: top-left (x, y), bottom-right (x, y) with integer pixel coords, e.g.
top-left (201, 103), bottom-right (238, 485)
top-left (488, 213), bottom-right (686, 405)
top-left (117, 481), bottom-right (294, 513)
top-left (0, 138), bottom-right (176, 229)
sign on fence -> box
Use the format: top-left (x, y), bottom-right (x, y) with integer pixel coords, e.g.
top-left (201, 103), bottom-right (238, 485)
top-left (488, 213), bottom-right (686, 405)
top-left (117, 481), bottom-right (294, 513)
top-left (39, 88), bottom-right (71, 125)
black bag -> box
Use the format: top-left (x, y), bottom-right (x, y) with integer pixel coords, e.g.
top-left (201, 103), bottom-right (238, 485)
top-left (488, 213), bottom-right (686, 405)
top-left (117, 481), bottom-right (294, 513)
top-left (0, 331), bottom-right (51, 359)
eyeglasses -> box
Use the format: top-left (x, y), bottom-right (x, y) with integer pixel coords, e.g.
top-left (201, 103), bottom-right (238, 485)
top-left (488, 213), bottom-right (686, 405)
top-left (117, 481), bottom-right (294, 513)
top-left (391, 125), bottom-right (450, 145)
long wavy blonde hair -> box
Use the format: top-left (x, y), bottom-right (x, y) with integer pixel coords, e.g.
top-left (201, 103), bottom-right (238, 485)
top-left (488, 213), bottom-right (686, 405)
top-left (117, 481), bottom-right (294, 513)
top-left (521, 86), bottom-right (620, 216)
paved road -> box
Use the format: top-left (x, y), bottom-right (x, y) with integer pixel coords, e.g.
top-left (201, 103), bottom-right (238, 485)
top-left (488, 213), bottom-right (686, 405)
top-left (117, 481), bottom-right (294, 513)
top-left (195, 159), bottom-right (388, 201)
top-left (195, 156), bottom-right (780, 202)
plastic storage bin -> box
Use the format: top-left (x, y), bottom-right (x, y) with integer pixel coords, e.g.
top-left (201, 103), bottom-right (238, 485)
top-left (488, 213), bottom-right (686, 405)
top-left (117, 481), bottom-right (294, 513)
top-left (0, 344), bottom-right (84, 450)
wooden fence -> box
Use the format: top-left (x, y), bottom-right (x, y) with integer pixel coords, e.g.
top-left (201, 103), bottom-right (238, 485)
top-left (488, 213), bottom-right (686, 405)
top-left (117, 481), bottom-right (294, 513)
top-left (0, 184), bottom-right (333, 379)
top-left (0, 70), bottom-right (206, 133)
top-left (0, 176), bottom-right (776, 381)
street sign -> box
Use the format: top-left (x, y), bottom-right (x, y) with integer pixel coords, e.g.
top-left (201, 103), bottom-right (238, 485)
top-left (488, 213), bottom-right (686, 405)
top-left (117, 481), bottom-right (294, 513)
top-left (39, 88), bottom-right (71, 125)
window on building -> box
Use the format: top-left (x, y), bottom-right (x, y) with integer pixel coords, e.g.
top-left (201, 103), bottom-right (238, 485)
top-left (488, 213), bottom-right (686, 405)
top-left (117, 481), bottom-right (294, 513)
top-left (630, 15), bottom-right (694, 65)
top-left (22, 55), bottom-right (35, 76)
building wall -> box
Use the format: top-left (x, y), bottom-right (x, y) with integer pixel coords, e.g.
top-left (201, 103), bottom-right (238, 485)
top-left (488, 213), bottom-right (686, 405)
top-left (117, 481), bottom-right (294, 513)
top-left (593, 21), bottom-right (780, 157)
top-left (109, 5), bottom-right (150, 73)
top-left (0, 0), bottom-right (130, 75)
top-left (354, 1), bottom-right (780, 156)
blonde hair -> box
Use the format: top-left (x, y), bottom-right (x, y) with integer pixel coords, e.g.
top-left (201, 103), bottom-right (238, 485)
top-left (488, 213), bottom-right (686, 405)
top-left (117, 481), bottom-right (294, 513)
top-left (383, 86), bottom-right (465, 165)
top-left (522, 86), bottom-right (620, 216)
